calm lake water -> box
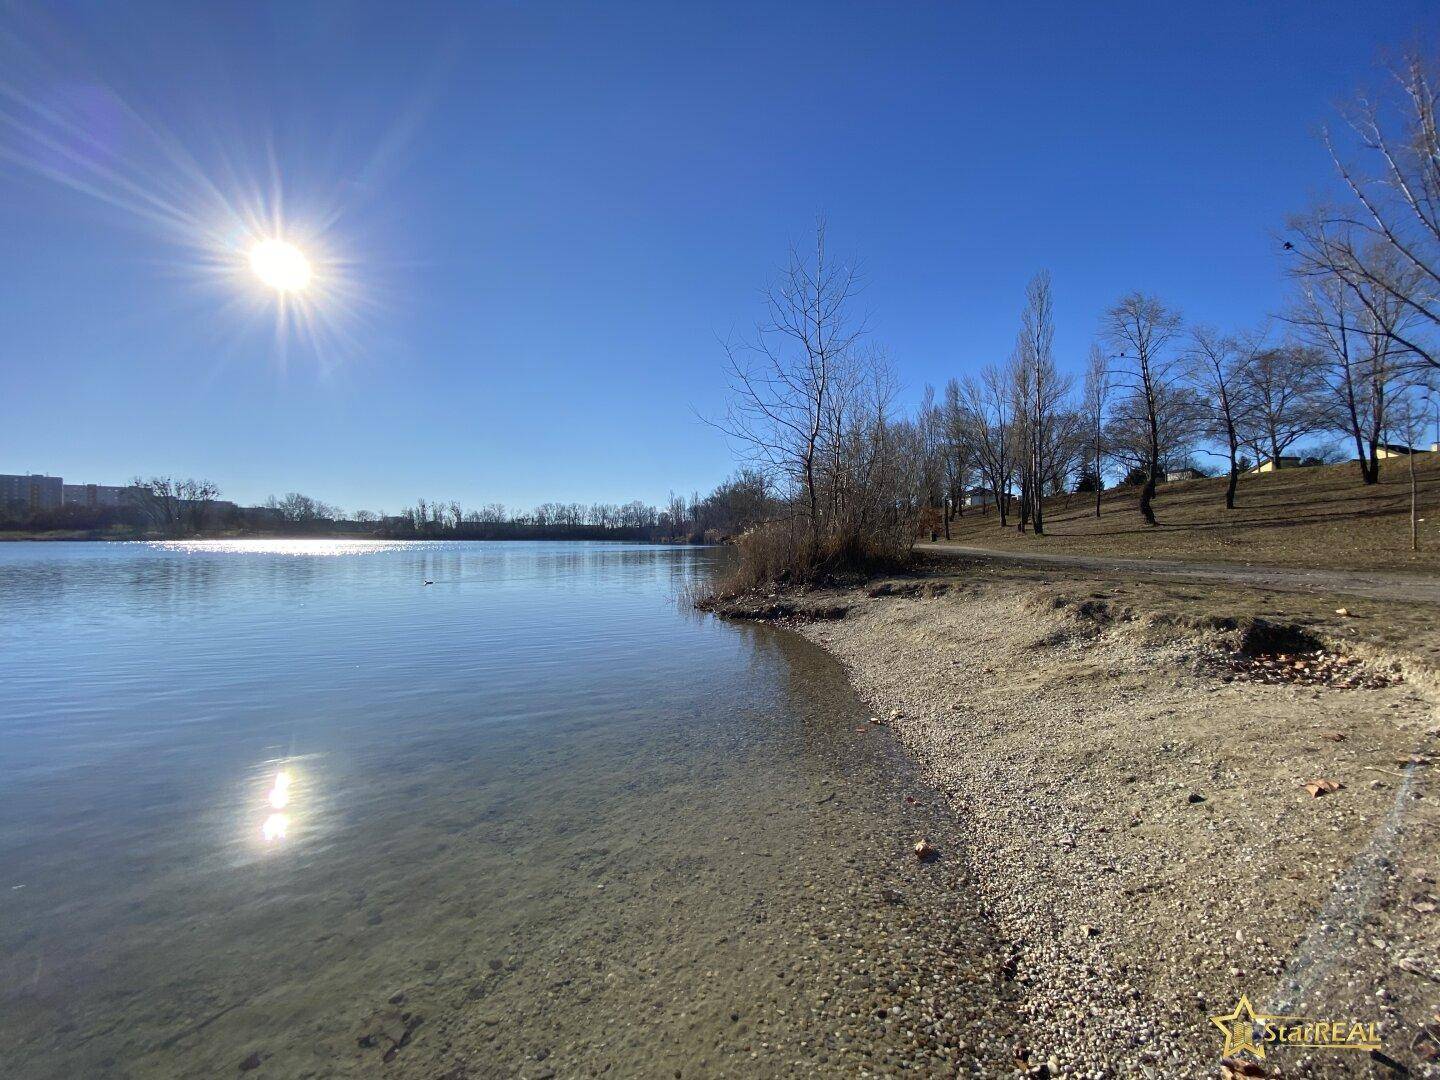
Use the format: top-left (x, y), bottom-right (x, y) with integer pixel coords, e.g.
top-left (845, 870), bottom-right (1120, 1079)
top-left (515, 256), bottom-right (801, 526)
top-left (0, 540), bottom-right (1007, 1078)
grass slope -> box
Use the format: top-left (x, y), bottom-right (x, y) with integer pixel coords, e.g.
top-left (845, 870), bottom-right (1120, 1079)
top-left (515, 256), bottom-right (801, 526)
top-left (943, 454), bottom-right (1440, 572)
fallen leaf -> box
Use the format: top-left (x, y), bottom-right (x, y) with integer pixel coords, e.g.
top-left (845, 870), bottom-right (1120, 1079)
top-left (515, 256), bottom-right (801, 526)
top-left (1417, 1037), bottom-right (1438, 1063)
top-left (1304, 778), bottom-right (1343, 797)
top-left (1397, 956), bottom-right (1440, 982)
top-left (1220, 1055), bottom-right (1267, 1077)
top-left (1319, 732), bottom-right (1347, 742)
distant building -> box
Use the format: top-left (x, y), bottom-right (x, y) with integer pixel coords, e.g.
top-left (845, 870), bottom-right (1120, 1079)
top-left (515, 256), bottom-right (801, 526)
top-left (1373, 442), bottom-right (1431, 460)
top-left (963, 486), bottom-right (998, 509)
top-left (1163, 467), bottom-right (1203, 482)
top-left (0, 473), bottom-right (63, 511)
top-left (1248, 456), bottom-right (1302, 474)
top-left (62, 483), bottom-right (141, 509)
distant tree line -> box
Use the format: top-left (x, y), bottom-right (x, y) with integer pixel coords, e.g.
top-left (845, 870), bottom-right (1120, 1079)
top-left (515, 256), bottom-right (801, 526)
top-left (365, 478), bottom-right (775, 542)
top-left (1, 477), bottom-right (780, 544)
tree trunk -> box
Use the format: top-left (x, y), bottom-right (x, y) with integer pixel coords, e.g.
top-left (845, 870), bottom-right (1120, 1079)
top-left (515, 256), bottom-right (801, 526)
top-left (1352, 430), bottom-right (1377, 484)
top-left (1225, 438), bottom-right (1238, 510)
top-left (1411, 451), bottom-right (1419, 553)
top-left (1139, 456), bottom-right (1158, 526)
top-left (1094, 445), bottom-right (1103, 518)
top-left (1033, 456), bottom-right (1045, 535)
top-left (1362, 438), bottom-right (1380, 485)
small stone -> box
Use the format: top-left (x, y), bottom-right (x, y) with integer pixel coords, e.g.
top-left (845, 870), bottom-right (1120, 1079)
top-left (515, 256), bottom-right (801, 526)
top-left (239, 1051), bottom-right (262, 1072)
top-left (1186, 791), bottom-right (1206, 804)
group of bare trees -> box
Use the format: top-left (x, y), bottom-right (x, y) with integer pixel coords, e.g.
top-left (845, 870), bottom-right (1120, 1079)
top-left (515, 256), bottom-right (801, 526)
top-left (131, 476), bottom-right (222, 534)
top-left (914, 272), bottom-right (1434, 539)
top-left (264, 491), bottom-right (340, 525)
top-left (719, 140), bottom-right (1438, 572)
top-left (714, 220), bottom-right (929, 585)
top-left (776, 52), bottom-right (1440, 555)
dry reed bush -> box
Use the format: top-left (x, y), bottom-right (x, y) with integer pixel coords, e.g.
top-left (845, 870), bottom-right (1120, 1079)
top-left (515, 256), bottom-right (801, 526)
top-left (700, 517), bottom-right (914, 604)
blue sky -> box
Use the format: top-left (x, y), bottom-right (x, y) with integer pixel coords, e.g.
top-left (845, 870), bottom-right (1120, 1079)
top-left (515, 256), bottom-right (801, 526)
top-left (1, 1), bottom-right (1433, 513)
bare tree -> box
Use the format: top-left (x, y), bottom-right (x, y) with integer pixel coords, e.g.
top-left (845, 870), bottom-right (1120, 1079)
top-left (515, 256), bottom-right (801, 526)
top-left (1186, 326), bottom-right (1253, 508)
top-left (665, 490), bottom-right (689, 538)
top-left (1237, 344), bottom-right (1320, 469)
top-left (266, 492), bottom-right (339, 526)
top-left (940, 378), bottom-right (974, 533)
top-left (960, 364), bottom-right (1014, 527)
top-left (1080, 344), bottom-right (1110, 517)
top-left (130, 476), bottom-right (220, 535)
top-left (1388, 388), bottom-right (1432, 552)
top-left (1286, 250), bottom-right (1414, 483)
top-left (1009, 271), bottom-right (1071, 534)
top-left (715, 219), bottom-right (865, 554)
top-left (1285, 54), bottom-right (1440, 373)
top-left (1102, 292), bottom-right (1186, 524)
top-left (916, 384), bottom-right (949, 537)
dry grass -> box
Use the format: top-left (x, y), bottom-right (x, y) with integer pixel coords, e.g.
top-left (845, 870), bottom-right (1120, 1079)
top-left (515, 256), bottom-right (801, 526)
top-left (699, 518), bottom-right (912, 603)
top-left (945, 454), bottom-right (1440, 571)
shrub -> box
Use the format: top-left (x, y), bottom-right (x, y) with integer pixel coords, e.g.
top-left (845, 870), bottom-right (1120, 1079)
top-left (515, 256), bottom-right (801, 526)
top-left (700, 515), bottom-right (913, 602)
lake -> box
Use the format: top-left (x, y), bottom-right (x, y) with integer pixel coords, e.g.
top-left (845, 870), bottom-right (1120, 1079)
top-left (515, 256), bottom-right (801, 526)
top-left (0, 540), bottom-right (1009, 1077)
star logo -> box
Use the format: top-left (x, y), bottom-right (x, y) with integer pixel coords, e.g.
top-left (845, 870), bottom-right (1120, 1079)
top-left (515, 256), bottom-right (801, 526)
top-left (1211, 995), bottom-right (1266, 1059)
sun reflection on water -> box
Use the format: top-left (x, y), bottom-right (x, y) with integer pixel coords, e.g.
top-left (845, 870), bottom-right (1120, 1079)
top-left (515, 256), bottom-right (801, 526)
top-left (268, 770), bottom-right (291, 809)
top-left (150, 538), bottom-right (408, 557)
top-left (261, 812), bottom-right (289, 843)
top-left (261, 769), bottom-right (294, 844)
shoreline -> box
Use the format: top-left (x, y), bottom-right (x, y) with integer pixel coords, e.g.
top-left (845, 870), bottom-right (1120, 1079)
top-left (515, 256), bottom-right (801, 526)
top-left (707, 561), bottom-right (1440, 1076)
top-left (0, 531), bottom-right (705, 544)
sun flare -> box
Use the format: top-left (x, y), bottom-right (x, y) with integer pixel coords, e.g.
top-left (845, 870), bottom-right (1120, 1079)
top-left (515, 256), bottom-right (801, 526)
top-left (249, 238), bottom-right (312, 292)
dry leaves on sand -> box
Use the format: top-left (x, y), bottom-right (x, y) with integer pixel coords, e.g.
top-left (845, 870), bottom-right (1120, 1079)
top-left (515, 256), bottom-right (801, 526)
top-left (1304, 778), bottom-right (1343, 797)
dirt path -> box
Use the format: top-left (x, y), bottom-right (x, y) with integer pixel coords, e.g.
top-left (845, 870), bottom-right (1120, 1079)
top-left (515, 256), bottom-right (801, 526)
top-left (918, 542), bottom-right (1440, 605)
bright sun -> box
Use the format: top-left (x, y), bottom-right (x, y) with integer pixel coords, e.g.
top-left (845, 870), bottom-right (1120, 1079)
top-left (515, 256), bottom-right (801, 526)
top-left (249, 238), bottom-right (312, 292)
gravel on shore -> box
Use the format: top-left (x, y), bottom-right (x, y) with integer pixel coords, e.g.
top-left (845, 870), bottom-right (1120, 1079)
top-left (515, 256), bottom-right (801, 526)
top-left (714, 569), bottom-right (1440, 1078)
